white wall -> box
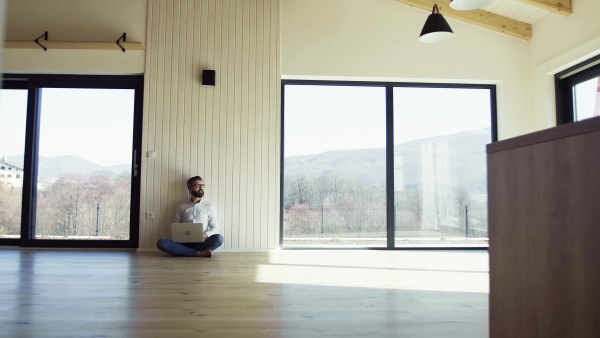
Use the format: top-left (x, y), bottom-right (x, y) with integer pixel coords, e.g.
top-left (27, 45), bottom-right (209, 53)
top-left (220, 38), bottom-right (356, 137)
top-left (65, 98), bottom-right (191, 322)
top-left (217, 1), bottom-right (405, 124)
top-left (2, 0), bottom-right (146, 74)
top-left (529, 0), bottom-right (600, 130)
top-left (281, 0), bottom-right (534, 139)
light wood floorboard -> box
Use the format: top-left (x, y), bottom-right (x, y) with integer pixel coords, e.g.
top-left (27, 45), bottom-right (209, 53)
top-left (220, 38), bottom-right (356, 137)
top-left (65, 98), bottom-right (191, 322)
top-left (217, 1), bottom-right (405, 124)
top-left (0, 248), bottom-right (488, 338)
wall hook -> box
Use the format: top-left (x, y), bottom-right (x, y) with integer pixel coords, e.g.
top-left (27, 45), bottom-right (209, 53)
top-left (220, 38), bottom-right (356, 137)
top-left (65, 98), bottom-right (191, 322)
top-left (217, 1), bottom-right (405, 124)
top-left (35, 31), bottom-right (48, 51)
top-left (116, 33), bottom-right (126, 52)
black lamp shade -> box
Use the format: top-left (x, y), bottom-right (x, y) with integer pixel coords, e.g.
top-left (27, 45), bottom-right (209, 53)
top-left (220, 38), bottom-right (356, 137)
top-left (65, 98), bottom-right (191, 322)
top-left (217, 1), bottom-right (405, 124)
top-left (419, 5), bottom-right (454, 43)
top-left (202, 70), bottom-right (216, 86)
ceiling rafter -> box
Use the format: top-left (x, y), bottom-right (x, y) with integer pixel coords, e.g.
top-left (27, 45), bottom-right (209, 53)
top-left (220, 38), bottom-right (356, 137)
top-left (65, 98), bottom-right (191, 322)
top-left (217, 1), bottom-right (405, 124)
top-left (393, 0), bottom-right (532, 41)
top-left (517, 0), bottom-right (572, 16)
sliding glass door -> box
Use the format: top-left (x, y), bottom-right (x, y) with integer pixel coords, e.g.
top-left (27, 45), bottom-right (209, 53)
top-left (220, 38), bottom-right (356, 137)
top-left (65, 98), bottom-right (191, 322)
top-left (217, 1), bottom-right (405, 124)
top-left (0, 75), bottom-right (143, 248)
top-left (34, 88), bottom-right (136, 240)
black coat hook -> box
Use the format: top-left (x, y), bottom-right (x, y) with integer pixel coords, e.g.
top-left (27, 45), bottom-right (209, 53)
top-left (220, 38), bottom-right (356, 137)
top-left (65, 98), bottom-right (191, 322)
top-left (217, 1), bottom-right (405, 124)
top-left (116, 33), bottom-right (126, 52)
top-left (35, 31), bottom-right (48, 51)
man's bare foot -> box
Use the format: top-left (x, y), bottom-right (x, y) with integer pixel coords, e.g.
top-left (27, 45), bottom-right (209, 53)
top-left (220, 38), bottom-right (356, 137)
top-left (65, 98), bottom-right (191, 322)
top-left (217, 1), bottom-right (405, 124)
top-left (196, 250), bottom-right (213, 258)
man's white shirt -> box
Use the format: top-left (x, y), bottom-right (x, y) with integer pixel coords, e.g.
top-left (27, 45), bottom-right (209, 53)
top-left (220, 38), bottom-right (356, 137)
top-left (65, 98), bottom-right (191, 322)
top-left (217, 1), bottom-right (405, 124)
top-left (174, 198), bottom-right (219, 236)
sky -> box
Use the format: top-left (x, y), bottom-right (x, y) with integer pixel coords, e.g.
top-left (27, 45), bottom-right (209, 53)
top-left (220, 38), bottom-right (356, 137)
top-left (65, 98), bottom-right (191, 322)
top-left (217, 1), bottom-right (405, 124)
top-left (0, 88), bottom-right (134, 167)
top-left (574, 77), bottom-right (599, 120)
top-left (284, 85), bottom-right (493, 157)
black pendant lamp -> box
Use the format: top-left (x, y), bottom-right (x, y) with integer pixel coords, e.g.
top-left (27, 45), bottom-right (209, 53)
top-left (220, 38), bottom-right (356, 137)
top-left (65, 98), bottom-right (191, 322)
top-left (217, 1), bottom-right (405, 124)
top-left (419, 4), bottom-right (454, 43)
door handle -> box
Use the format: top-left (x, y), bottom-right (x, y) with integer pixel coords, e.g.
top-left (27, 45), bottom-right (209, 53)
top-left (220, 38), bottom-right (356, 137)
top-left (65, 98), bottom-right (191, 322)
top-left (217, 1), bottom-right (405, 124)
top-left (133, 149), bottom-right (138, 177)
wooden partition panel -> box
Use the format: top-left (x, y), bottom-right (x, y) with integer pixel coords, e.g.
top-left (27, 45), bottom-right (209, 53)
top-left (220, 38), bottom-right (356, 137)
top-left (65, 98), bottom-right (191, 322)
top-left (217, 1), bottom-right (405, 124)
top-left (487, 117), bottom-right (600, 338)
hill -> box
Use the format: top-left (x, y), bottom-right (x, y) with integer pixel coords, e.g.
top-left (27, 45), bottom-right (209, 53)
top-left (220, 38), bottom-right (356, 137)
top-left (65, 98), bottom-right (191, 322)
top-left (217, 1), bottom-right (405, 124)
top-left (4, 155), bottom-right (130, 182)
top-left (4, 128), bottom-right (491, 189)
top-left (285, 128), bottom-right (491, 192)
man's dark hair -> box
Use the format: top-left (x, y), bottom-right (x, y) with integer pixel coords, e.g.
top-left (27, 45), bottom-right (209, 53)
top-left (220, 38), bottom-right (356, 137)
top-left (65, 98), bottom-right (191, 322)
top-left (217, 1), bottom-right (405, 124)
top-left (187, 176), bottom-right (203, 188)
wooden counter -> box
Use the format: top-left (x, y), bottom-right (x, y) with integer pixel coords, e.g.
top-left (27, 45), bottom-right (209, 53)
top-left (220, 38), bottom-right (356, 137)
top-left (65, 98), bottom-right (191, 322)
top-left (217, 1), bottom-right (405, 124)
top-left (487, 117), bottom-right (600, 338)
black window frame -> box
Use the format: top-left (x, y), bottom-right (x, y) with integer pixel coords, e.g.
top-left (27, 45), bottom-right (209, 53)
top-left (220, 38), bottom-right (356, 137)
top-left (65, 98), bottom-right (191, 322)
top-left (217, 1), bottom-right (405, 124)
top-left (0, 74), bottom-right (144, 249)
top-left (555, 54), bottom-right (600, 124)
top-left (280, 80), bottom-right (498, 249)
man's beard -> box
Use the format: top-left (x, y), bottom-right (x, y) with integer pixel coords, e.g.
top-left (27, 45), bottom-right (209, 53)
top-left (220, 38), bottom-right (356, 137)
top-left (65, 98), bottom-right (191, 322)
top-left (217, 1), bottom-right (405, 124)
top-left (191, 189), bottom-right (204, 199)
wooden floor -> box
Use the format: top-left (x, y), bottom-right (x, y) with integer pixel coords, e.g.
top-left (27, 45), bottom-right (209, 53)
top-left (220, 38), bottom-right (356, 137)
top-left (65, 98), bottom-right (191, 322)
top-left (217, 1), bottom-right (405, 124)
top-left (0, 248), bottom-right (489, 338)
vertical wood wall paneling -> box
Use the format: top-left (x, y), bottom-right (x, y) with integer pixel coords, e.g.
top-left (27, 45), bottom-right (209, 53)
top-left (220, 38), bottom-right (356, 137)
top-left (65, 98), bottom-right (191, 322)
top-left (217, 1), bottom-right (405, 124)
top-left (274, 0), bottom-right (281, 249)
top-left (247, 0), bottom-right (257, 249)
top-left (155, 0), bottom-right (167, 241)
top-left (142, 0), bottom-right (280, 251)
top-left (207, 0), bottom-right (219, 239)
top-left (239, 0), bottom-right (249, 249)
top-left (170, 0), bottom-right (179, 231)
top-left (140, 1), bottom-right (154, 249)
top-left (267, 2), bottom-right (280, 247)
top-left (203, 0), bottom-right (214, 198)
top-left (218, 0), bottom-right (230, 249)
top-left (267, 1), bottom-right (280, 247)
top-left (255, 0), bottom-right (265, 248)
top-left (174, 0), bottom-right (185, 205)
top-left (182, 1), bottom-right (192, 188)
top-left (213, 0), bottom-right (225, 247)
top-left (224, 0), bottom-right (234, 249)
top-left (160, 0), bottom-right (173, 240)
top-left (189, 0), bottom-right (199, 182)
top-left (197, 1), bottom-right (206, 190)
top-left (232, 0), bottom-right (242, 249)
top-left (170, 1), bottom-right (179, 194)
top-left (260, 0), bottom-right (270, 248)
top-left (271, 0), bottom-right (279, 248)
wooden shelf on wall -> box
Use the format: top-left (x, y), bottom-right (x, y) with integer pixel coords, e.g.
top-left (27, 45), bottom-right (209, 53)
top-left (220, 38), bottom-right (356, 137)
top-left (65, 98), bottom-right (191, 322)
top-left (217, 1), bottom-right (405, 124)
top-left (4, 40), bottom-right (145, 51)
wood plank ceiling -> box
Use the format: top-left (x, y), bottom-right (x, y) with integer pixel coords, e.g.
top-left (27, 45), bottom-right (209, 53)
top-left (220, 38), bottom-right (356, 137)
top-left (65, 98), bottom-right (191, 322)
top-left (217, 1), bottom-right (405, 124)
top-left (393, 0), bottom-right (573, 40)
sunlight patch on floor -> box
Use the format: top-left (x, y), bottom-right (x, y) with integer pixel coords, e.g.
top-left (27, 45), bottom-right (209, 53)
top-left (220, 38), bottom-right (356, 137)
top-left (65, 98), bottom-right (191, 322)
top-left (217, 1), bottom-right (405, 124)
top-left (254, 262), bottom-right (489, 293)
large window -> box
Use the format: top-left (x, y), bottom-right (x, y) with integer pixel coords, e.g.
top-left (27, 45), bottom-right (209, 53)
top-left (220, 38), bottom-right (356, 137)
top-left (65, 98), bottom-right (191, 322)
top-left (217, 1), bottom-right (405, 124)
top-left (555, 55), bottom-right (600, 124)
top-left (281, 81), bottom-right (496, 248)
top-left (0, 75), bottom-right (143, 248)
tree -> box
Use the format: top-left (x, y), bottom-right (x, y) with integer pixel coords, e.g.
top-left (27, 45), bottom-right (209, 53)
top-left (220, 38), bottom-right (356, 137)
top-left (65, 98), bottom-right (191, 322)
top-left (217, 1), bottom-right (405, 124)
top-left (42, 174), bottom-right (88, 236)
top-left (395, 189), bottom-right (422, 230)
top-left (105, 172), bottom-right (131, 238)
top-left (0, 184), bottom-right (22, 236)
top-left (284, 203), bottom-right (318, 236)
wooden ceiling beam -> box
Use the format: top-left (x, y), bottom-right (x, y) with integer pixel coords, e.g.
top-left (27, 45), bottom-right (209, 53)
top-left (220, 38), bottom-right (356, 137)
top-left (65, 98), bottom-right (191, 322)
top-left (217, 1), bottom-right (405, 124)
top-left (393, 0), bottom-right (532, 41)
top-left (517, 0), bottom-right (572, 16)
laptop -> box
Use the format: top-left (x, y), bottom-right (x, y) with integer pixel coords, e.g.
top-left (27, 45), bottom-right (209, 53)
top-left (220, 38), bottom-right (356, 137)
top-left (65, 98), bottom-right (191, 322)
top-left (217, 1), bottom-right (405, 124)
top-left (170, 223), bottom-right (205, 243)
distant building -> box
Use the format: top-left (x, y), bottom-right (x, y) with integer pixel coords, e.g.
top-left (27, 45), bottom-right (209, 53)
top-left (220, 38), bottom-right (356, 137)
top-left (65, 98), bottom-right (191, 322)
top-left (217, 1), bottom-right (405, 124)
top-left (0, 156), bottom-right (24, 188)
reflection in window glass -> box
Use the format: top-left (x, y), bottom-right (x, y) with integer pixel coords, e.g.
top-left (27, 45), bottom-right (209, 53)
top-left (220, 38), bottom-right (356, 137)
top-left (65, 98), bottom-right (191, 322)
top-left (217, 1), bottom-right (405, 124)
top-left (393, 87), bottom-right (491, 246)
top-left (573, 77), bottom-right (600, 121)
top-left (0, 89), bottom-right (28, 239)
top-left (283, 85), bottom-right (387, 248)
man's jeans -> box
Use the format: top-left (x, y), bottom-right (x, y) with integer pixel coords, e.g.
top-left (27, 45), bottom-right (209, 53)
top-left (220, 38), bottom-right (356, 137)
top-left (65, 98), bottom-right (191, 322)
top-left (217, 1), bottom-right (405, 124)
top-left (156, 234), bottom-right (223, 257)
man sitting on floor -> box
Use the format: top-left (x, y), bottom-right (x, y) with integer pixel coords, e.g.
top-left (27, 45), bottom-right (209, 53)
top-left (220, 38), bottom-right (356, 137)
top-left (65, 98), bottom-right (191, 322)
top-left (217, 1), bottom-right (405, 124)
top-left (156, 176), bottom-right (223, 257)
